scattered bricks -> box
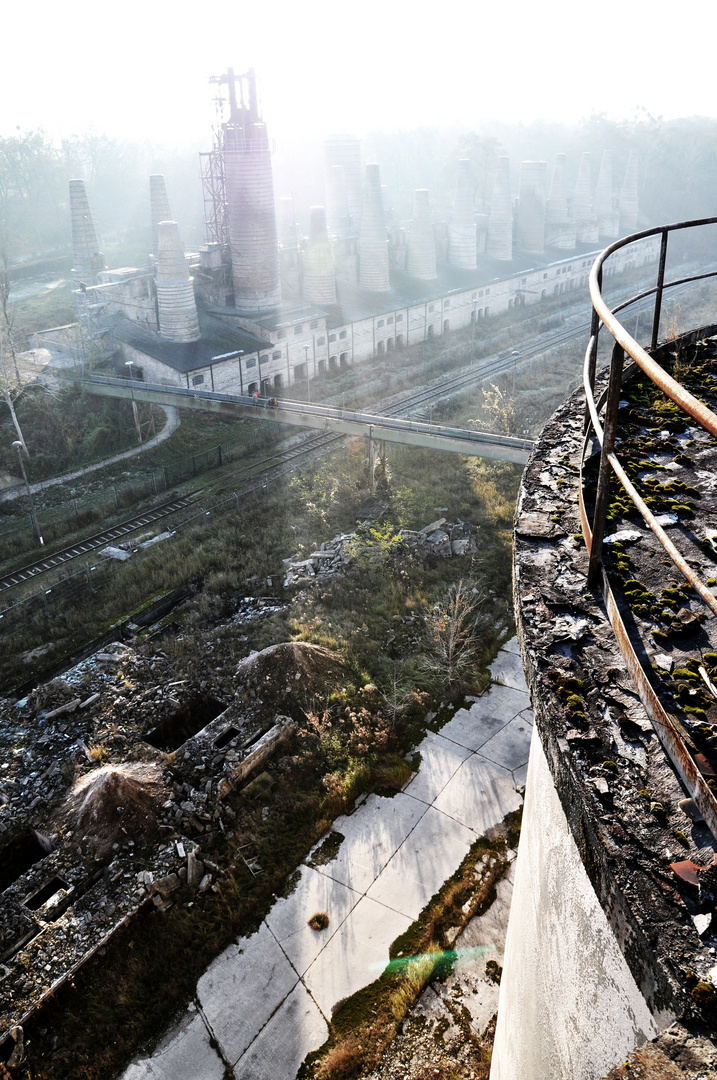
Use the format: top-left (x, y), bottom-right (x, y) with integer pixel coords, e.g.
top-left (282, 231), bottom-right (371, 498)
top-left (152, 873), bottom-right (181, 897)
top-left (187, 850), bottom-right (204, 888)
top-left (44, 699), bottom-right (82, 720)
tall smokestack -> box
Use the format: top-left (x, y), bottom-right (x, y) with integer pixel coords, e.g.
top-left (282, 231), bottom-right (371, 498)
top-left (595, 151), bottom-right (618, 238)
top-left (303, 206), bottom-right (336, 305)
top-left (278, 197), bottom-right (298, 249)
top-left (358, 163), bottom-right (390, 292)
top-left (326, 165), bottom-right (352, 237)
top-left (486, 157), bottom-right (512, 261)
top-left (69, 179), bottom-right (106, 285)
top-left (545, 155), bottom-right (575, 250)
top-left (155, 220), bottom-right (200, 343)
top-left (325, 135), bottom-right (362, 230)
top-left (448, 160), bottom-right (477, 269)
top-left (619, 151), bottom-right (639, 235)
top-left (150, 175), bottom-right (172, 258)
top-left (406, 190), bottom-right (437, 280)
top-left (222, 68), bottom-right (281, 313)
top-left (572, 153), bottom-right (599, 244)
top-left (517, 161), bottom-right (547, 254)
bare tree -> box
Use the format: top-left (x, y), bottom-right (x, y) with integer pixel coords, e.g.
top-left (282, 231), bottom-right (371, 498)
top-left (0, 240), bottom-right (28, 454)
top-left (425, 580), bottom-right (488, 689)
top-left (478, 383), bottom-right (518, 435)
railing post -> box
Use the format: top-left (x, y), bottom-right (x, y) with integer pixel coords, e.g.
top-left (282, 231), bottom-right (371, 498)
top-left (651, 229), bottom-right (669, 350)
top-left (583, 268), bottom-right (602, 434)
top-left (588, 341), bottom-right (625, 590)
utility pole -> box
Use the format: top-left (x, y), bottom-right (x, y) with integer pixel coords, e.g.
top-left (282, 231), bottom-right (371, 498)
top-left (304, 344), bottom-right (311, 404)
top-left (13, 441), bottom-right (43, 545)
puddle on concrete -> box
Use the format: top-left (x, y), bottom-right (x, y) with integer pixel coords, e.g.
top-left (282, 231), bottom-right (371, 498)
top-left (144, 697), bottom-right (224, 751)
top-left (0, 829), bottom-right (54, 894)
top-left (307, 830), bottom-right (345, 868)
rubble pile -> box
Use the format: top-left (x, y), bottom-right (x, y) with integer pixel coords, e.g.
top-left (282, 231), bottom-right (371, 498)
top-left (0, 632), bottom-right (347, 1046)
top-left (56, 763), bottom-right (168, 859)
top-left (283, 518), bottom-right (477, 587)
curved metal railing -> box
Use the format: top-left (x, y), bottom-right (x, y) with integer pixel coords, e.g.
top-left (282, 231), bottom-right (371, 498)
top-left (580, 217), bottom-right (717, 837)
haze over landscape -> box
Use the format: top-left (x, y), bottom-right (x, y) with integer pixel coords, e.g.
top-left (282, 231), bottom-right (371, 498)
top-left (3, 0), bottom-right (716, 145)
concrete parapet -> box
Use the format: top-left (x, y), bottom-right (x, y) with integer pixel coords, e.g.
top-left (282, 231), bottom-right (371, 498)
top-left (495, 379), bottom-right (717, 1078)
top-left (155, 220), bottom-right (200, 343)
top-left (406, 189), bottom-right (437, 280)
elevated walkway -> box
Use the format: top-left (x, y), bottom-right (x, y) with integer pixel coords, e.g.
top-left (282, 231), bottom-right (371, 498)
top-left (80, 375), bottom-right (533, 465)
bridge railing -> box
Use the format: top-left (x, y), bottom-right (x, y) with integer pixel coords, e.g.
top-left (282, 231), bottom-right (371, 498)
top-left (580, 217), bottom-right (717, 837)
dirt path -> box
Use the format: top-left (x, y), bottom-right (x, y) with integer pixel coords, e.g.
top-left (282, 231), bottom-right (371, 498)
top-left (0, 406), bottom-right (180, 501)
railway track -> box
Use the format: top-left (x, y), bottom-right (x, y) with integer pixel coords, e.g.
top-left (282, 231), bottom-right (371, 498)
top-left (0, 494), bottom-right (199, 593)
top-left (0, 326), bottom-right (583, 595)
top-left (0, 314), bottom-right (621, 595)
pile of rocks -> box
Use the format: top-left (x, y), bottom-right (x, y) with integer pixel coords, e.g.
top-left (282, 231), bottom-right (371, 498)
top-left (0, 634), bottom-right (309, 1047)
top-left (283, 518), bottom-right (477, 587)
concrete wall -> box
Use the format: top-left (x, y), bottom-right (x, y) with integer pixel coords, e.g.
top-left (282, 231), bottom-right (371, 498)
top-left (491, 725), bottom-right (661, 1080)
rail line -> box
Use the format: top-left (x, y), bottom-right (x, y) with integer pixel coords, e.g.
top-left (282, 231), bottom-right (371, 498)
top-left (0, 322), bottom-right (589, 595)
top-left (0, 494), bottom-right (199, 593)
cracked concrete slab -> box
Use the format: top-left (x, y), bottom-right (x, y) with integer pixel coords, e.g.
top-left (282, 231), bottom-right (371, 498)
top-left (303, 895), bottom-right (412, 1018)
top-left (120, 639), bottom-right (529, 1080)
top-left (232, 981), bottom-right (328, 1077)
top-left (489, 651), bottom-right (529, 692)
top-left (438, 706), bottom-right (511, 752)
top-left (265, 865), bottom-right (362, 976)
top-left (402, 731), bottom-right (472, 806)
top-left (120, 1011), bottom-right (224, 1080)
top-left (477, 684), bottom-right (531, 723)
top-left (478, 714), bottom-right (533, 772)
top-left (197, 921), bottom-right (298, 1068)
top-left (432, 755), bottom-right (522, 835)
top-left (513, 761), bottom-right (529, 789)
top-left (314, 792), bottom-right (427, 894)
top-left (366, 806), bottom-right (475, 920)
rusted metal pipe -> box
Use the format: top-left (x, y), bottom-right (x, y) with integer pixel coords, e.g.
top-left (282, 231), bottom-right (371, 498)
top-left (587, 342), bottom-right (624, 589)
top-left (650, 229), bottom-right (669, 350)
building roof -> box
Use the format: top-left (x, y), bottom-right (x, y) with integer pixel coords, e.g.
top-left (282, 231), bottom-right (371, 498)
top-left (112, 312), bottom-right (265, 373)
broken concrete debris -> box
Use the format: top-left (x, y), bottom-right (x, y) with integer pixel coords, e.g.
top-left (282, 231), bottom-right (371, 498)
top-left (283, 518), bottom-right (477, 587)
top-left (0, 635), bottom-right (341, 1049)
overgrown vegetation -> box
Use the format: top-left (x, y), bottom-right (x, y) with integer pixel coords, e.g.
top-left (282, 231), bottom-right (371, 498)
top-left (0, 384), bottom-right (148, 482)
top-left (301, 809), bottom-right (522, 1080)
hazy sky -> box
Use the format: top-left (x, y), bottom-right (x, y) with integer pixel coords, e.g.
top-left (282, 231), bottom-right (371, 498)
top-left (3, 0), bottom-right (715, 146)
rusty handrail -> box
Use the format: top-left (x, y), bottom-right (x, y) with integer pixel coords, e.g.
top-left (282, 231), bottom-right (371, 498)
top-left (580, 217), bottom-right (717, 842)
top-left (584, 217), bottom-right (717, 585)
